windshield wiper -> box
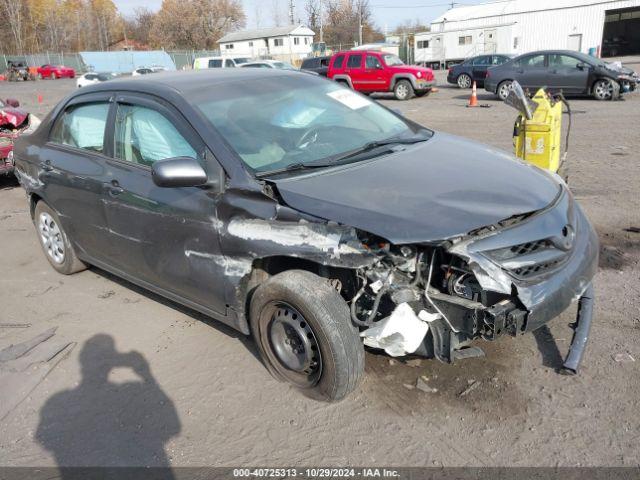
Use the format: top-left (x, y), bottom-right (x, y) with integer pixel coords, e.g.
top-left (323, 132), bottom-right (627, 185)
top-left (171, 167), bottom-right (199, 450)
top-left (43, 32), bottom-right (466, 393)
top-left (256, 132), bottom-right (431, 178)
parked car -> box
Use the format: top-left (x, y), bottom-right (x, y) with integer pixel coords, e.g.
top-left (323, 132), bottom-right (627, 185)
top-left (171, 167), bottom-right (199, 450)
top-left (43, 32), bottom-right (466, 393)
top-left (0, 98), bottom-right (39, 176)
top-left (447, 54), bottom-right (513, 88)
top-left (485, 50), bottom-right (639, 101)
top-left (77, 72), bottom-right (116, 88)
top-left (193, 56), bottom-right (250, 69)
top-left (37, 64), bottom-right (76, 79)
top-left (239, 60), bottom-right (297, 70)
top-left (328, 50), bottom-right (435, 100)
top-left (13, 69), bottom-right (598, 401)
top-left (5, 61), bottom-right (35, 82)
top-left (301, 55), bottom-right (331, 77)
top-left (132, 67), bottom-right (154, 76)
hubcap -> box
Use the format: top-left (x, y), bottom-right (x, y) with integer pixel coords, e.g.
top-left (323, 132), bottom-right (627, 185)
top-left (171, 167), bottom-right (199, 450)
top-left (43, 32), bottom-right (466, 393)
top-left (396, 84), bottom-right (409, 99)
top-left (595, 80), bottom-right (612, 99)
top-left (262, 302), bottom-right (322, 388)
top-left (39, 212), bottom-right (65, 264)
top-left (458, 75), bottom-right (471, 88)
top-left (499, 82), bottom-right (513, 99)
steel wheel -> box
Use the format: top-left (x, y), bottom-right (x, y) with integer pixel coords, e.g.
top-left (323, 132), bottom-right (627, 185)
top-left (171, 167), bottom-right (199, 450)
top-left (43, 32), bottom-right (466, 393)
top-left (593, 79), bottom-right (613, 100)
top-left (260, 301), bottom-right (322, 388)
top-left (38, 212), bottom-right (65, 264)
top-left (498, 80), bottom-right (513, 101)
top-left (457, 73), bottom-right (472, 89)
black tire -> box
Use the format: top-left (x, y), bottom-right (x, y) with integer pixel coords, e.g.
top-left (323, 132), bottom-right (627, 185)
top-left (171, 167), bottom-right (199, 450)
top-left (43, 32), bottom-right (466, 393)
top-left (497, 80), bottom-right (513, 101)
top-left (34, 201), bottom-right (86, 275)
top-left (394, 79), bottom-right (414, 100)
top-left (457, 73), bottom-right (472, 89)
top-left (593, 78), bottom-right (616, 101)
top-left (250, 270), bottom-right (365, 402)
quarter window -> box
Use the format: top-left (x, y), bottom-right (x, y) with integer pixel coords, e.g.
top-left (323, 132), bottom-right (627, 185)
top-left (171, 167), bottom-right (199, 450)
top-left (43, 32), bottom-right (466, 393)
top-left (50, 102), bottom-right (109, 153)
top-left (114, 104), bottom-right (197, 167)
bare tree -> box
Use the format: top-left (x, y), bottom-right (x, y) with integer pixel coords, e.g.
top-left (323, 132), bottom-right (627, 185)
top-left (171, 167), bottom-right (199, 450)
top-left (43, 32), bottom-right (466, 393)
top-left (0, 0), bottom-right (25, 53)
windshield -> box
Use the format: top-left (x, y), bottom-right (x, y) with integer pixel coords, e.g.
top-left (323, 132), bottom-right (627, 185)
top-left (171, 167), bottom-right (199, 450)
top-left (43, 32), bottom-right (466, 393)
top-left (273, 62), bottom-right (297, 70)
top-left (193, 76), bottom-right (420, 175)
top-left (383, 54), bottom-right (404, 66)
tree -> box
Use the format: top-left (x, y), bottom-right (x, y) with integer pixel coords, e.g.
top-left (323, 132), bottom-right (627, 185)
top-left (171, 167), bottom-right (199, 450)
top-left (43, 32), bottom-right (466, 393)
top-left (312, 0), bottom-right (382, 48)
top-left (151, 0), bottom-right (245, 50)
top-left (0, 0), bottom-right (26, 52)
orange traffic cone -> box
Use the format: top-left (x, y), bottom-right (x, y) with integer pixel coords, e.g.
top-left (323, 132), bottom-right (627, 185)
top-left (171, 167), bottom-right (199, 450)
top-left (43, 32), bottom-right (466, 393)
top-left (467, 81), bottom-right (478, 107)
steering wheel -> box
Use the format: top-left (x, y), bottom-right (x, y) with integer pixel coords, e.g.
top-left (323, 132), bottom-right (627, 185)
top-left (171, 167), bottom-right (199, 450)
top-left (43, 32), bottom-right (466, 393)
top-left (296, 127), bottom-right (324, 150)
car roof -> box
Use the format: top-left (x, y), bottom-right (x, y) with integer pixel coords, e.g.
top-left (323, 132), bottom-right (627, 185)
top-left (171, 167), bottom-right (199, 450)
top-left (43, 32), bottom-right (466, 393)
top-left (76, 68), bottom-right (311, 98)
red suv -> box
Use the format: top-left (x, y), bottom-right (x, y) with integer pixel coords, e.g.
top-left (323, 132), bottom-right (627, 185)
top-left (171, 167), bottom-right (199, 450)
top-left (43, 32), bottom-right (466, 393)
top-left (328, 50), bottom-right (435, 100)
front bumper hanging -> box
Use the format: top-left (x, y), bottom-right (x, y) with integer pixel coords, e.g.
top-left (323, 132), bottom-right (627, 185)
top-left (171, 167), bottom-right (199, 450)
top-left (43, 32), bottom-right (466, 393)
top-left (561, 283), bottom-right (594, 375)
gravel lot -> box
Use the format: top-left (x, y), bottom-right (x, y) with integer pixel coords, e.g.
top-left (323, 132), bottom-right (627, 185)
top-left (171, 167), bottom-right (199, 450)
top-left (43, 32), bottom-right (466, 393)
top-left (1, 69), bottom-right (639, 468)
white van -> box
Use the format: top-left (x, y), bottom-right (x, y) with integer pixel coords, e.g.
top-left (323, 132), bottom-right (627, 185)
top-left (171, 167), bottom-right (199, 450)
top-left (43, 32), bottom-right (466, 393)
top-left (193, 56), bottom-right (251, 69)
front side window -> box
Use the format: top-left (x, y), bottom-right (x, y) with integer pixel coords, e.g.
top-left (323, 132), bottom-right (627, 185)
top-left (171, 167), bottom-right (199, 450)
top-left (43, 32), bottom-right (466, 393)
top-left (114, 104), bottom-right (197, 167)
top-left (209, 59), bottom-right (222, 68)
top-left (193, 75), bottom-right (424, 175)
top-left (366, 55), bottom-right (381, 69)
top-left (548, 54), bottom-right (581, 68)
top-left (472, 56), bottom-right (490, 66)
top-left (492, 55), bottom-right (509, 65)
top-left (50, 102), bottom-right (109, 153)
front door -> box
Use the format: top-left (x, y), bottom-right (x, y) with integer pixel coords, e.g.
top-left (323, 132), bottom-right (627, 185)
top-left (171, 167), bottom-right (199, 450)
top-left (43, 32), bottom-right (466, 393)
top-left (364, 54), bottom-right (386, 90)
top-left (546, 53), bottom-right (590, 93)
top-left (102, 93), bottom-right (228, 315)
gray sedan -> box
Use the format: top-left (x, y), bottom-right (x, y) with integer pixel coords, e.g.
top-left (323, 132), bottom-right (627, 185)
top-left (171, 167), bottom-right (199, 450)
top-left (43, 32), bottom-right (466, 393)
top-left (485, 50), bottom-right (638, 100)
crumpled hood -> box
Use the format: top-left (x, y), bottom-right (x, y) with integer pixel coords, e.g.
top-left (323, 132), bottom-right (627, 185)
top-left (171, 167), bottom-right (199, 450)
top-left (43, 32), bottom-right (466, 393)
top-left (272, 132), bottom-right (561, 244)
top-left (0, 107), bottom-right (28, 129)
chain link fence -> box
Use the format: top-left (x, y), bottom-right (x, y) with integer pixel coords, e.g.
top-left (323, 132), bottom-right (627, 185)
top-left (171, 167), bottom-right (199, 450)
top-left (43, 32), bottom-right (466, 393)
top-left (1, 53), bottom-right (86, 73)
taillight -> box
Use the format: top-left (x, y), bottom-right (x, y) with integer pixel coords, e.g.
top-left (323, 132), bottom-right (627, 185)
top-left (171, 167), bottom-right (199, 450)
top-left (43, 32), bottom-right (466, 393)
top-left (448, 67), bottom-right (452, 74)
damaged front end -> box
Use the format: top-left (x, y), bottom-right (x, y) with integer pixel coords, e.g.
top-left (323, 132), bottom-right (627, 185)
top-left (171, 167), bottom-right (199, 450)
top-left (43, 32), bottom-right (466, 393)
top-left (355, 185), bottom-right (598, 372)
top-left (0, 104), bottom-right (39, 175)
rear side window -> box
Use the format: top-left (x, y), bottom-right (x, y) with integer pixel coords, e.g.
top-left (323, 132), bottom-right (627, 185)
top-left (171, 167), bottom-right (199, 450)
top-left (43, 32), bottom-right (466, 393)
top-left (114, 104), bottom-right (197, 167)
top-left (347, 54), bottom-right (363, 68)
top-left (50, 103), bottom-right (109, 153)
top-left (209, 59), bottom-right (222, 68)
top-left (225, 59), bottom-right (235, 67)
top-left (333, 55), bottom-right (345, 69)
top-left (493, 55), bottom-right (509, 65)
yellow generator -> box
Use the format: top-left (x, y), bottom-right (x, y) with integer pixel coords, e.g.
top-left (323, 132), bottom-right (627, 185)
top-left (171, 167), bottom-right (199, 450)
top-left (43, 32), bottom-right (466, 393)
top-left (513, 88), bottom-right (564, 173)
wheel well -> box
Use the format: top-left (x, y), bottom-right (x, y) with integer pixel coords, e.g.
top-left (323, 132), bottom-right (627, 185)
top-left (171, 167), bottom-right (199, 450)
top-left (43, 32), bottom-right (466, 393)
top-left (391, 76), bottom-right (412, 88)
top-left (591, 77), bottom-right (615, 92)
top-left (29, 193), bottom-right (43, 219)
top-left (251, 256), bottom-right (358, 302)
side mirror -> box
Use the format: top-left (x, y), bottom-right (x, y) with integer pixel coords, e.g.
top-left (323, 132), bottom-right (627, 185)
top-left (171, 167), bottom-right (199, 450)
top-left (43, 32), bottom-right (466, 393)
top-left (576, 62), bottom-right (586, 70)
top-left (5, 98), bottom-right (20, 108)
top-left (151, 157), bottom-right (208, 188)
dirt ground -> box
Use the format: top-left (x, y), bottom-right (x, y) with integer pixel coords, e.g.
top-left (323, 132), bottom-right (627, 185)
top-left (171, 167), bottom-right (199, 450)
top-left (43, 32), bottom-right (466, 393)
top-left (0, 69), bottom-right (639, 468)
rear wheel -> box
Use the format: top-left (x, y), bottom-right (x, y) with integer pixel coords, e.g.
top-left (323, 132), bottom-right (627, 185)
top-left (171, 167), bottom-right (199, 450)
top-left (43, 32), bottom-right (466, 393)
top-left (394, 79), bottom-right (414, 100)
top-left (457, 73), bottom-right (472, 89)
top-left (497, 80), bottom-right (514, 101)
top-left (593, 78), bottom-right (615, 100)
top-left (34, 201), bottom-right (86, 275)
top-left (50, 72), bottom-right (57, 80)
top-left (250, 270), bottom-right (365, 402)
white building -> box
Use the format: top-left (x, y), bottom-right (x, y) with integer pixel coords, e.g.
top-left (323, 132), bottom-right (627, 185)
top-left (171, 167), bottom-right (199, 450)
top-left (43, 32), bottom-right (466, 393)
top-left (217, 25), bottom-right (315, 61)
top-left (414, 0), bottom-right (640, 67)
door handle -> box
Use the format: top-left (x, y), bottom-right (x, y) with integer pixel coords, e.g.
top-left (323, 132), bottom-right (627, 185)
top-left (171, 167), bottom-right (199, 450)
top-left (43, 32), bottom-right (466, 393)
top-left (108, 179), bottom-right (124, 196)
top-left (40, 160), bottom-right (53, 172)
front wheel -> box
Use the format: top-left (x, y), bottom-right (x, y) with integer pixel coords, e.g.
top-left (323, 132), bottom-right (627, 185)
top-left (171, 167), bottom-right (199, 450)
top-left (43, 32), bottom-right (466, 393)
top-left (250, 270), bottom-right (365, 402)
top-left (497, 80), bottom-right (514, 101)
top-left (394, 79), bottom-right (414, 100)
top-left (457, 73), bottom-right (472, 89)
top-left (34, 201), bottom-right (86, 275)
top-left (593, 78), bottom-right (616, 100)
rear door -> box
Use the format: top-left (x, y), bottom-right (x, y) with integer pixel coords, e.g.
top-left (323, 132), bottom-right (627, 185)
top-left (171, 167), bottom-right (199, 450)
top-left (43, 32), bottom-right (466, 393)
top-left (42, 93), bottom-right (113, 262)
top-left (345, 53), bottom-right (365, 90)
top-left (101, 93), bottom-right (228, 315)
top-left (470, 55), bottom-right (492, 82)
top-left (513, 53), bottom-right (548, 90)
top-left (546, 53), bottom-right (590, 93)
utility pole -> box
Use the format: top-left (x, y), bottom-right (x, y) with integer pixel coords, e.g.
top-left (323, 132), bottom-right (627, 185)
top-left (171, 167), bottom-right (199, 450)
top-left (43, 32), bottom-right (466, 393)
top-left (358, 5), bottom-right (363, 46)
top-left (289, 0), bottom-right (295, 25)
top-left (319, 0), bottom-right (324, 43)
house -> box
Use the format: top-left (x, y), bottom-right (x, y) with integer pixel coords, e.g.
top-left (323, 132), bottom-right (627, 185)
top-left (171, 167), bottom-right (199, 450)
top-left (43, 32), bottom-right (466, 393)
top-left (414, 0), bottom-right (640, 67)
top-left (217, 25), bottom-right (315, 61)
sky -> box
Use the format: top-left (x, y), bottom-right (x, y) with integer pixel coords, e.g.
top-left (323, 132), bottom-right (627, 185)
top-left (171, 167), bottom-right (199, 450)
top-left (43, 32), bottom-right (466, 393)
top-left (114, 0), bottom-right (488, 32)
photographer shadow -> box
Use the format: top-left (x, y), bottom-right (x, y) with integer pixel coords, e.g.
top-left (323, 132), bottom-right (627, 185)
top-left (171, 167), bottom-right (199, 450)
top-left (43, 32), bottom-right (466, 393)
top-left (36, 334), bottom-right (180, 478)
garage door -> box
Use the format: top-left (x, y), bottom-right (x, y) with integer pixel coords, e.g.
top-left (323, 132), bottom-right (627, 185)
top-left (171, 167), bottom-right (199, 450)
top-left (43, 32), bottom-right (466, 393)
top-left (602, 7), bottom-right (640, 57)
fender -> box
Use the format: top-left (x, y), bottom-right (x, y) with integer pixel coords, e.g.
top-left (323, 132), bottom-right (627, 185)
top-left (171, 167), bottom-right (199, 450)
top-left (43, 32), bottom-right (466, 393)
top-left (390, 73), bottom-right (418, 91)
top-left (332, 74), bottom-right (354, 89)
